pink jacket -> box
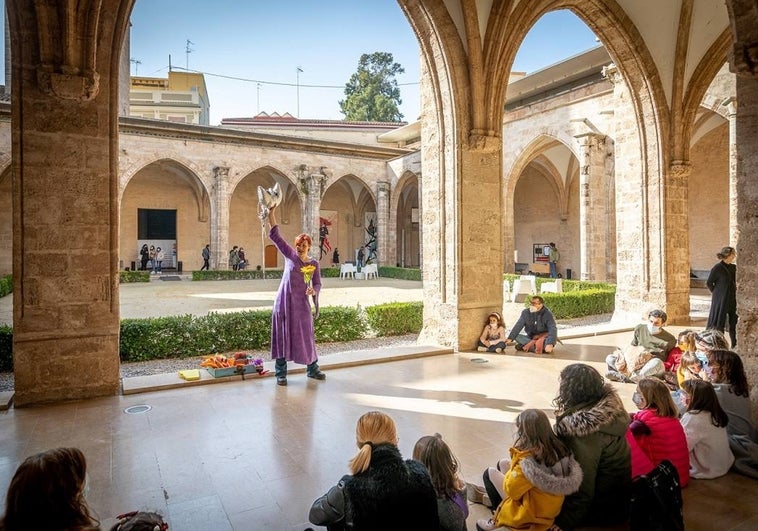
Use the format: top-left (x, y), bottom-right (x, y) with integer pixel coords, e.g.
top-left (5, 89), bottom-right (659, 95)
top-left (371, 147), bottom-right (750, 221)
top-left (626, 408), bottom-right (690, 487)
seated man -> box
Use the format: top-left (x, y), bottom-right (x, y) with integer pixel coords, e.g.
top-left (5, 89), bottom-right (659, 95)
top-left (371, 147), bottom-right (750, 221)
top-left (606, 309), bottom-right (676, 383)
top-left (505, 295), bottom-right (558, 354)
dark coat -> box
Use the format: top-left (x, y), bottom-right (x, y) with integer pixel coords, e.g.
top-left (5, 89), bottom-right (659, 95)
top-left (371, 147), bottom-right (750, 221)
top-left (309, 443), bottom-right (439, 530)
top-left (553, 389), bottom-right (632, 531)
top-left (707, 260), bottom-right (737, 330)
top-left (507, 306), bottom-right (558, 346)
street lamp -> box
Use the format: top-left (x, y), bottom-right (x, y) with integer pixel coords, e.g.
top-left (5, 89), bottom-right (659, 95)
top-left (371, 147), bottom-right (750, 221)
top-left (296, 66), bottom-right (303, 117)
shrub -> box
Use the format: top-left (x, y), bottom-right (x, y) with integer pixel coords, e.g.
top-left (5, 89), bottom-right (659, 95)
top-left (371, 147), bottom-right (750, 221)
top-left (0, 275), bottom-right (12, 298)
top-left (365, 302), bottom-right (423, 336)
top-left (119, 270), bottom-right (150, 283)
top-left (191, 269), bottom-right (283, 281)
top-left (379, 266), bottom-right (421, 281)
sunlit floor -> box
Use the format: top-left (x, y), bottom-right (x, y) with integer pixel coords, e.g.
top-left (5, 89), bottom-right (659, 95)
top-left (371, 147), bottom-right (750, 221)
top-left (1, 328), bottom-right (756, 530)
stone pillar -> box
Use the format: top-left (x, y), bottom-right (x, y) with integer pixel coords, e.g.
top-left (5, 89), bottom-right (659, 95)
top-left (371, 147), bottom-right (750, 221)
top-left (11, 1), bottom-right (121, 405)
top-left (300, 171), bottom-right (326, 241)
top-left (734, 73), bottom-right (758, 407)
top-left (376, 181), bottom-right (390, 266)
top-left (417, 172), bottom-right (423, 269)
top-left (576, 133), bottom-right (610, 281)
top-left (211, 166), bottom-right (230, 269)
top-left (723, 97), bottom-right (739, 246)
top-left (664, 162), bottom-right (691, 323)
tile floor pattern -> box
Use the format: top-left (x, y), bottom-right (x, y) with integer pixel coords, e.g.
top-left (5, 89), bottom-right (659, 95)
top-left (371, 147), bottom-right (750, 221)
top-left (1, 329), bottom-right (757, 530)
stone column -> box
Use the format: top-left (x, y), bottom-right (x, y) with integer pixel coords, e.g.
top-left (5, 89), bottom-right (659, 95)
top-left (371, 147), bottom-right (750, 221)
top-left (664, 162), bottom-right (691, 323)
top-left (211, 166), bottom-right (230, 269)
top-left (300, 171), bottom-right (326, 241)
top-left (723, 97), bottom-right (739, 246)
top-left (576, 133), bottom-right (610, 281)
top-left (11, 1), bottom-right (121, 405)
top-left (376, 181), bottom-right (390, 266)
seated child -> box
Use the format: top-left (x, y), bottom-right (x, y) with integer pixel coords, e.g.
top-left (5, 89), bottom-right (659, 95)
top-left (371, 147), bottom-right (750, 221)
top-left (680, 379), bottom-right (734, 479)
top-left (413, 433), bottom-right (468, 531)
top-left (477, 312), bottom-right (507, 353)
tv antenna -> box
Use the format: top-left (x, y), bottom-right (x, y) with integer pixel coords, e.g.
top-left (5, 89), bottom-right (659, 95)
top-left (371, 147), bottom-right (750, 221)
top-left (129, 58), bottom-right (142, 75)
top-left (185, 39), bottom-right (195, 70)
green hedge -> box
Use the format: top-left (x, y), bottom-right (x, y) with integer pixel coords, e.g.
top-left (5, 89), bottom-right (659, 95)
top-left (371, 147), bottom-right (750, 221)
top-left (0, 302), bottom-right (418, 369)
top-left (191, 266), bottom-right (420, 281)
top-left (365, 302), bottom-right (423, 336)
top-left (0, 275), bottom-right (12, 298)
top-left (504, 275), bottom-right (616, 319)
top-left (119, 270), bottom-right (150, 283)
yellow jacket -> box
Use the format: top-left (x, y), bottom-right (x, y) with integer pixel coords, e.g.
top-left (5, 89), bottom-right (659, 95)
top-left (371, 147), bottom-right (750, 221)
top-left (494, 447), bottom-right (583, 531)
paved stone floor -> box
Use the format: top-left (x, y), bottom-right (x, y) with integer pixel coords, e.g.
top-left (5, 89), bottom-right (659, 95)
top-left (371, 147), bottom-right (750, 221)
top-left (2, 280), bottom-right (748, 531)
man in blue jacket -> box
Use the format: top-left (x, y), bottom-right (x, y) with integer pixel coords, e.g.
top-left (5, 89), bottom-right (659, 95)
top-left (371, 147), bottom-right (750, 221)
top-left (506, 295), bottom-right (558, 353)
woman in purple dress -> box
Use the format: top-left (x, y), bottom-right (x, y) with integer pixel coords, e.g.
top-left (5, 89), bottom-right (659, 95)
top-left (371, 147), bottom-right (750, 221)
top-left (267, 205), bottom-right (326, 386)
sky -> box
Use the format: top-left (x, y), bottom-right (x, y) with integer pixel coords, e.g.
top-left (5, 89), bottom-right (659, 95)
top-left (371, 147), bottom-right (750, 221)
top-left (1, 1), bottom-right (599, 126)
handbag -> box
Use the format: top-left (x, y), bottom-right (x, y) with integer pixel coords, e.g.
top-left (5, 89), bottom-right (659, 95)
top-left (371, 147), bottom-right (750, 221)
top-left (630, 459), bottom-right (684, 531)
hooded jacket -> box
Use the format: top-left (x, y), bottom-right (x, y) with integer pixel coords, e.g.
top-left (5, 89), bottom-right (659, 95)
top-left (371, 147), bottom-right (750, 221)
top-left (553, 389), bottom-right (632, 531)
top-left (493, 447), bottom-right (583, 531)
top-left (308, 443), bottom-right (439, 530)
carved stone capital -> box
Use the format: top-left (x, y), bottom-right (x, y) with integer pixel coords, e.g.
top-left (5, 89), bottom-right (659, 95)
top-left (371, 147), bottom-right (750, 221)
top-left (468, 130), bottom-right (501, 153)
top-left (730, 43), bottom-right (758, 77)
top-left (37, 66), bottom-right (100, 101)
top-left (602, 63), bottom-right (623, 85)
top-left (670, 160), bottom-right (692, 180)
top-left (213, 166), bottom-right (230, 179)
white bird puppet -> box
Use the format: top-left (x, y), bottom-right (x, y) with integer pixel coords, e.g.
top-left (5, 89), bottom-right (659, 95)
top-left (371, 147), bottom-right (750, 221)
top-left (257, 182), bottom-right (282, 220)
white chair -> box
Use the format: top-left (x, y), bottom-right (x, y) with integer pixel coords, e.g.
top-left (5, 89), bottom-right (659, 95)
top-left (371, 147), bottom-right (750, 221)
top-left (363, 263), bottom-right (378, 280)
top-left (519, 275), bottom-right (537, 294)
top-left (511, 278), bottom-right (536, 303)
top-left (339, 263), bottom-right (356, 279)
top-left (540, 278), bottom-right (563, 294)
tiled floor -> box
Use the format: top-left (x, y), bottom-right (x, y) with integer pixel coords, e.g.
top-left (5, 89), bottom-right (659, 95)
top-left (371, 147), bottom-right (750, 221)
top-left (1, 328), bottom-right (756, 530)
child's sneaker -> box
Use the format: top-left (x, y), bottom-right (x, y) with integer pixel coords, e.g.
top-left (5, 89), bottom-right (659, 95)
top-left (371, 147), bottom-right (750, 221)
top-left (495, 348), bottom-right (503, 353)
top-left (477, 346), bottom-right (487, 352)
top-left (476, 517), bottom-right (505, 531)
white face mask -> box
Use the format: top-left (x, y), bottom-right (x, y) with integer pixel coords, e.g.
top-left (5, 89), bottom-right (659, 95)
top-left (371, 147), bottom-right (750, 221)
top-left (632, 391), bottom-right (645, 409)
top-left (529, 305), bottom-right (539, 313)
top-left (82, 472), bottom-right (90, 500)
top-left (647, 323), bottom-right (660, 334)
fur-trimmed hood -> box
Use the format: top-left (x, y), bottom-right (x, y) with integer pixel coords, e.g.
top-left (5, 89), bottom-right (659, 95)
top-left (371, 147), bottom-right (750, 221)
top-left (554, 389), bottom-right (629, 439)
top-left (518, 451), bottom-right (584, 496)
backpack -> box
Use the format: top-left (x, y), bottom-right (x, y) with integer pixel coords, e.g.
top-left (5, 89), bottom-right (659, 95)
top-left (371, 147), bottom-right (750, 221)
top-left (630, 459), bottom-right (684, 531)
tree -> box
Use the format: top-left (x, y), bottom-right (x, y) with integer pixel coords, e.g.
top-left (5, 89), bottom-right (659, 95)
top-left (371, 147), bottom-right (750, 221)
top-left (339, 52), bottom-right (405, 122)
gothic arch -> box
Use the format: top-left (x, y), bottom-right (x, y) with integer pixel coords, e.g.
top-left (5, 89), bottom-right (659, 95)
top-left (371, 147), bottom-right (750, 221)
top-left (393, 170), bottom-right (420, 268)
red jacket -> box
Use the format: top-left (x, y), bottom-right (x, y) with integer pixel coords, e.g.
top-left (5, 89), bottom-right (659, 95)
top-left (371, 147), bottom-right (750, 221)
top-left (626, 408), bottom-right (690, 487)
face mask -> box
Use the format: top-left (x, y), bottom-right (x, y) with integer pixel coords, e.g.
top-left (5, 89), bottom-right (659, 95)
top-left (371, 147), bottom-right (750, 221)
top-left (529, 305), bottom-right (539, 313)
top-left (647, 323), bottom-right (660, 334)
top-left (82, 473), bottom-right (90, 499)
top-left (632, 391), bottom-right (645, 409)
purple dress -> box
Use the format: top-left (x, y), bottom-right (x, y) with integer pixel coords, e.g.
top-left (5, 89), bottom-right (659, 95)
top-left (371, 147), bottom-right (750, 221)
top-left (269, 225), bottom-right (320, 365)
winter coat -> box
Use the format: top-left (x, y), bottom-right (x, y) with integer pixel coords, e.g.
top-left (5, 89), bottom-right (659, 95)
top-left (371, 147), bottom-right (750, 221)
top-left (553, 389), bottom-right (631, 531)
top-left (493, 447), bottom-right (583, 531)
top-left (507, 307), bottom-right (558, 346)
top-left (627, 408), bottom-right (690, 487)
top-left (681, 410), bottom-right (734, 479)
top-left (308, 443), bottom-right (439, 530)
top-left (706, 260), bottom-right (737, 331)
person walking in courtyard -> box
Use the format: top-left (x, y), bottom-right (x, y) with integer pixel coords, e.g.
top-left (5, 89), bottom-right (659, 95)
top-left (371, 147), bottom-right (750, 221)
top-left (332, 248), bottom-right (340, 266)
top-left (357, 246), bottom-right (365, 269)
top-left (267, 204), bottom-right (325, 386)
top-left (148, 245), bottom-right (156, 273)
top-left (506, 295), bottom-right (558, 353)
top-left (200, 244), bottom-right (210, 271)
top-left (548, 242), bottom-right (560, 278)
top-left (706, 246), bottom-right (738, 347)
top-left (229, 246), bottom-right (240, 271)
